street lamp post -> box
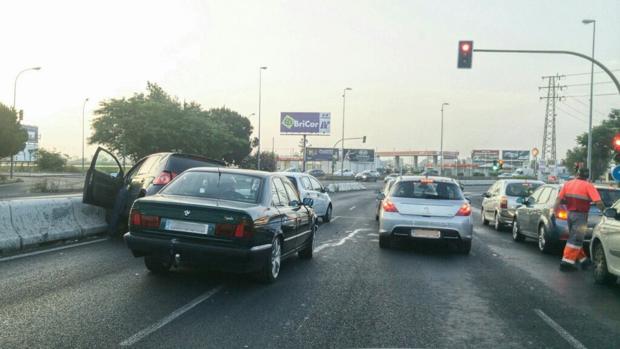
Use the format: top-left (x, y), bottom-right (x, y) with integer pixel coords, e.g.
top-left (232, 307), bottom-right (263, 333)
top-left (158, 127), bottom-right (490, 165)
top-left (440, 102), bottom-right (449, 176)
top-left (341, 87), bottom-right (352, 175)
top-left (10, 66), bottom-right (41, 179)
top-left (583, 19), bottom-right (596, 179)
top-left (257, 66), bottom-right (267, 170)
top-left (82, 98), bottom-right (89, 172)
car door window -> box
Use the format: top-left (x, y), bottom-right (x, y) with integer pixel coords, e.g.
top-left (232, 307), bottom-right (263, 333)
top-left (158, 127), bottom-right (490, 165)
top-left (137, 155), bottom-right (160, 176)
top-left (273, 178), bottom-right (290, 206)
top-left (283, 181), bottom-right (300, 205)
top-left (529, 187), bottom-right (544, 203)
top-left (537, 187), bottom-right (552, 204)
top-left (271, 180), bottom-right (283, 207)
top-left (309, 177), bottom-right (323, 191)
top-left (300, 176), bottom-right (312, 191)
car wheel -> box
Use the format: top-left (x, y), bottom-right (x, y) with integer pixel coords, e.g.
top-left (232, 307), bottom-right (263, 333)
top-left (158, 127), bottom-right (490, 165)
top-left (458, 240), bottom-right (472, 254)
top-left (144, 255), bottom-right (171, 274)
top-left (481, 209), bottom-right (489, 225)
top-left (512, 218), bottom-right (525, 242)
top-left (538, 224), bottom-right (553, 254)
top-left (493, 213), bottom-right (503, 231)
top-left (379, 234), bottom-right (391, 249)
top-left (323, 205), bottom-right (332, 223)
top-left (298, 225), bottom-right (316, 260)
top-left (258, 236), bottom-right (281, 283)
top-left (593, 241), bottom-right (618, 285)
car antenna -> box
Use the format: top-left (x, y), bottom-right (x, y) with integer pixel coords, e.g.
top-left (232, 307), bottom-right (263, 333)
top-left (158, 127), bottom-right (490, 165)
top-left (217, 167), bottom-right (222, 187)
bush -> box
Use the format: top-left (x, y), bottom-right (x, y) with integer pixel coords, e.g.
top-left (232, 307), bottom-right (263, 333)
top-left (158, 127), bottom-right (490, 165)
top-left (473, 172), bottom-right (485, 177)
top-left (36, 149), bottom-right (67, 172)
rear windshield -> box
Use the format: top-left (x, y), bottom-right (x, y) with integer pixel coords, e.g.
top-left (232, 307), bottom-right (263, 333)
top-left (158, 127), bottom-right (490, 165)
top-left (391, 180), bottom-right (463, 200)
top-left (161, 171), bottom-right (262, 203)
top-left (505, 182), bottom-right (542, 197)
top-left (598, 188), bottom-right (620, 207)
top-left (167, 155), bottom-right (222, 174)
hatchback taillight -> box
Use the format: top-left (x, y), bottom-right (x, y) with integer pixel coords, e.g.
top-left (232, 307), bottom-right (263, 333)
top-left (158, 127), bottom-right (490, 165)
top-left (555, 206), bottom-right (568, 220)
top-left (382, 199), bottom-right (398, 213)
top-left (456, 203), bottom-right (472, 216)
top-left (129, 209), bottom-right (161, 228)
top-left (153, 171), bottom-right (177, 185)
top-left (500, 196), bottom-right (508, 209)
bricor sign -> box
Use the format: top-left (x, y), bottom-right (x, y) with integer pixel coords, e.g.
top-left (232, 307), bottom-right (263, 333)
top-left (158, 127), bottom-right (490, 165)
top-left (280, 112), bottom-right (331, 135)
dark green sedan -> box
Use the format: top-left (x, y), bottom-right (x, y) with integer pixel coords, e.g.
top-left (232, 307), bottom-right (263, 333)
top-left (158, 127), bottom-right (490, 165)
top-left (122, 168), bottom-right (318, 283)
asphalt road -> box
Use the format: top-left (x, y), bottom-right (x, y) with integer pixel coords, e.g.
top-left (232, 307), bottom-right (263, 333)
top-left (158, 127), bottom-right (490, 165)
top-left (1, 184), bottom-right (620, 348)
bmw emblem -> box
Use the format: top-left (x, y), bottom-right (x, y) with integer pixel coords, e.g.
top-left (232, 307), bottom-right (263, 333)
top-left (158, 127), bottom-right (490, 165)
top-left (184, 210), bottom-right (191, 217)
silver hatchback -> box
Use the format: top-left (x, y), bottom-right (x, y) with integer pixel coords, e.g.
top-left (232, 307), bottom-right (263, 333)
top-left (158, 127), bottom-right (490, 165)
top-left (378, 176), bottom-right (473, 254)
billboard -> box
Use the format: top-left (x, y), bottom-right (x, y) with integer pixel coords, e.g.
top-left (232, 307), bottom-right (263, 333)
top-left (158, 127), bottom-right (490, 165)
top-left (280, 112), bottom-right (331, 135)
top-left (502, 150), bottom-right (530, 161)
top-left (344, 149), bottom-right (375, 162)
top-left (471, 150), bottom-right (499, 163)
top-left (305, 147), bottom-right (338, 161)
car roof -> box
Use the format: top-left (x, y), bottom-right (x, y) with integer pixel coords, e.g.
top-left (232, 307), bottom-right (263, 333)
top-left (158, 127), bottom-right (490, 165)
top-left (278, 171), bottom-right (314, 178)
top-left (396, 175), bottom-right (457, 183)
top-left (502, 179), bottom-right (544, 184)
top-left (143, 152), bottom-right (226, 166)
top-left (186, 167), bottom-right (272, 178)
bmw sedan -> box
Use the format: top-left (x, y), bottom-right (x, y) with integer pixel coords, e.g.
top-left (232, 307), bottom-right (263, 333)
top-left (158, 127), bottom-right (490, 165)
top-left (124, 168), bottom-right (318, 283)
top-left (590, 202), bottom-right (620, 285)
top-left (378, 176), bottom-right (473, 254)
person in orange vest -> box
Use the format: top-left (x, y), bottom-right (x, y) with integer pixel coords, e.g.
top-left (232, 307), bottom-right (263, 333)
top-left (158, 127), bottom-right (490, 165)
top-left (553, 167), bottom-right (605, 271)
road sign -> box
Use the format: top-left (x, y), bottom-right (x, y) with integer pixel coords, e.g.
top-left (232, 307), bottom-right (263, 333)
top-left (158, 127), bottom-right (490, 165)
top-left (306, 147), bottom-right (338, 161)
top-left (502, 150), bottom-right (530, 161)
top-left (343, 149), bottom-right (375, 162)
top-left (280, 112), bottom-right (331, 135)
top-left (532, 147), bottom-right (539, 157)
top-left (611, 165), bottom-right (620, 182)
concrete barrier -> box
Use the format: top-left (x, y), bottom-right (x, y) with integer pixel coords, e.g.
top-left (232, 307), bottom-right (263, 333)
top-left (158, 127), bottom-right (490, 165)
top-left (0, 202), bottom-right (20, 253)
top-left (70, 197), bottom-right (108, 237)
top-left (326, 182), bottom-right (367, 193)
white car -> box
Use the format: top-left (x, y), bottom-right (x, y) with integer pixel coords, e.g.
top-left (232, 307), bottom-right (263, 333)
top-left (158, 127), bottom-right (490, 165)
top-left (279, 172), bottom-right (333, 222)
top-left (590, 201), bottom-right (620, 285)
top-left (333, 169), bottom-right (354, 177)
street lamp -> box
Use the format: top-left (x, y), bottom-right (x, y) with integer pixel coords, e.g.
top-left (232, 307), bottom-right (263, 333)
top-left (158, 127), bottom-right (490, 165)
top-left (11, 66), bottom-right (41, 179)
top-left (440, 102), bottom-right (449, 176)
top-left (582, 19), bottom-right (596, 179)
top-left (341, 87), bottom-right (352, 175)
top-left (82, 98), bottom-right (89, 172)
top-left (257, 66), bottom-right (267, 170)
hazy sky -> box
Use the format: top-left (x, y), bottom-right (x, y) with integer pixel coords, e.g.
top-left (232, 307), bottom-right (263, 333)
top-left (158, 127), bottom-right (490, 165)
top-left (1, 0), bottom-right (618, 160)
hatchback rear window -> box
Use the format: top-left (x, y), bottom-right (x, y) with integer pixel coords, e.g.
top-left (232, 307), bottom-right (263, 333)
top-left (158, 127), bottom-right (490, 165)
top-left (505, 183), bottom-right (542, 197)
top-left (167, 156), bottom-right (222, 174)
top-left (391, 180), bottom-right (463, 200)
top-left (161, 171), bottom-right (262, 203)
top-left (598, 188), bottom-right (620, 207)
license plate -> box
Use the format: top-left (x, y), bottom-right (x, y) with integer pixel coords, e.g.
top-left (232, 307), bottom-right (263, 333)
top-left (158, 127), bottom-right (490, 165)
top-left (165, 219), bottom-right (212, 235)
top-left (411, 229), bottom-right (441, 239)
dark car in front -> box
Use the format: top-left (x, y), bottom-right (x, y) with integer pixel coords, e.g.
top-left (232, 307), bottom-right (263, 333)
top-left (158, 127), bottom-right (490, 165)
top-left (123, 168), bottom-right (317, 283)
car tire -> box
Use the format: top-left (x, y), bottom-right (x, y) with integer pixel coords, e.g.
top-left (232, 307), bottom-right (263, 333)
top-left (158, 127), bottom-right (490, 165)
top-left (593, 241), bottom-right (618, 285)
top-left (493, 213), bottom-right (503, 231)
top-left (298, 225), bottom-right (316, 260)
top-left (379, 234), bottom-right (391, 249)
top-left (144, 255), bottom-right (171, 274)
top-left (458, 240), bottom-right (472, 254)
top-left (512, 218), bottom-right (525, 242)
top-left (258, 236), bottom-right (281, 283)
top-left (538, 224), bottom-right (553, 254)
top-left (323, 205), bottom-right (332, 223)
top-left (481, 209), bottom-right (489, 225)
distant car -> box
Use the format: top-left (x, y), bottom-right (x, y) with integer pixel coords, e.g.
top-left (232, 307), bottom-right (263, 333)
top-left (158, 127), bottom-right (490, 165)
top-left (378, 176), bottom-right (473, 254)
top-left (376, 178), bottom-right (397, 221)
top-left (283, 167), bottom-right (301, 173)
top-left (355, 170), bottom-right (378, 182)
top-left (333, 169), bottom-right (354, 177)
top-left (279, 172), bottom-right (333, 222)
top-left (306, 169), bottom-right (326, 178)
top-left (83, 147), bottom-right (225, 233)
top-left (512, 184), bottom-right (620, 254)
top-left (384, 173), bottom-right (399, 183)
top-left (591, 201), bottom-right (620, 285)
top-left (481, 179), bottom-right (544, 231)
top-left (124, 168), bottom-right (318, 283)
top-left (421, 169), bottom-right (439, 176)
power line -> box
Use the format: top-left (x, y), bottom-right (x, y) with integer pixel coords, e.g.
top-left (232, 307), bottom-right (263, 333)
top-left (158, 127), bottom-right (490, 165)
top-left (556, 105), bottom-right (587, 123)
top-left (564, 81), bottom-right (614, 87)
top-left (563, 69), bottom-right (620, 77)
top-left (563, 93), bottom-right (618, 98)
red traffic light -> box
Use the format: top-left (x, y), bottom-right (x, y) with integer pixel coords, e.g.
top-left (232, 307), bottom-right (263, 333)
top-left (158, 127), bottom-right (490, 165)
top-left (461, 43), bottom-right (471, 52)
top-left (613, 134), bottom-right (620, 151)
top-left (457, 40), bottom-right (473, 69)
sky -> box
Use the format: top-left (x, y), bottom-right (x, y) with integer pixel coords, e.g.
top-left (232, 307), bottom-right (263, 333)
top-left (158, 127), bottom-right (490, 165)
top-left (1, 0), bottom-right (619, 161)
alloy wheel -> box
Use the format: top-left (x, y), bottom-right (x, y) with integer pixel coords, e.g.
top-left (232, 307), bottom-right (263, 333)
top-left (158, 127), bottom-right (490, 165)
top-left (271, 238), bottom-right (281, 279)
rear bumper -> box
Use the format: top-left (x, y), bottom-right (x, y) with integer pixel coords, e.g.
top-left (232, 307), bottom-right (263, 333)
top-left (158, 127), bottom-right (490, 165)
top-left (497, 209), bottom-right (516, 224)
top-left (379, 213), bottom-right (473, 241)
top-left (547, 220), bottom-right (592, 243)
top-left (124, 232), bottom-right (270, 273)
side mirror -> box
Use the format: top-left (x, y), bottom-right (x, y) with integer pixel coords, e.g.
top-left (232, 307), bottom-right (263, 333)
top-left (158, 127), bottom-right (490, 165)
top-left (526, 197), bottom-right (535, 206)
top-left (465, 197), bottom-right (471, 203)
top-left (302, 198), bottom-right (314, 207)
top-left (320, 187), bottom-right (326, 193)
top-left (483, 192), bottom-right (491, 198)
top-left (516, 197), bottom-right (525, 204)
top-left (604, 208), bottom-right (618, 219)
top-left (377, 192), bottom-right (385, 200)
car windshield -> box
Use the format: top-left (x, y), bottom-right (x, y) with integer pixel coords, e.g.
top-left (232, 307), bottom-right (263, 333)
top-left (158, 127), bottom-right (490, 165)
top-left (391, 180), bottom-right (463, 200)
top-left (598, 188), bottom-right (620, 207)
top-left (506, 182), bottom-right (542, 197)
top-left (161, 171), bottom-right (261, 203)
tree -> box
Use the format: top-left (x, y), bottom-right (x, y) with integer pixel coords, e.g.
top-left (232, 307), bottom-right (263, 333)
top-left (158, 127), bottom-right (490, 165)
top-left (565, 109), bottom-right (620, 179)
top-left (240, 152), bottom-right (277, 172)
top-left (0, 103), bottom-right (28, 160)
top-left (36, 149), bottom-right (67, 171)
top-left (89, 83), bottom-right (253, 164)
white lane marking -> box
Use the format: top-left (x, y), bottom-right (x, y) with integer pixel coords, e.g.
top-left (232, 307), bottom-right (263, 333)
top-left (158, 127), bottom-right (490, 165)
top-left (0, 238), bottom-right (108, 262)
top-left (534, 309), bottom-right (588, 349)
top-left (367, 233), bottom-right (379, 237)
top-left (313, 228), bottom-right (371, 253)
top-left (120, 286), bottom-right (223, 346)
top-left (349, 206), bottom-right (356, 211)
top-left (330, 216), bottom-right (341, 223)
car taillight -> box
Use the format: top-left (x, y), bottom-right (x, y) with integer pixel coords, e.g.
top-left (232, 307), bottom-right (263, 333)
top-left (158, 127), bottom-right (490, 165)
top-left (215, 221), bottom-right (254, 239)
top-left (500, 196), bottom-right (508, 209)
top-left (555, 206), bottom-right (568, 220)
top-left (153, 171), bottom-right (177, 185)
top-left (382, 199), bottom-right (398, 212)
top-left (129, 209), bottom-right (161, 228)
top-left (456, 203), bottom-right (472, 216)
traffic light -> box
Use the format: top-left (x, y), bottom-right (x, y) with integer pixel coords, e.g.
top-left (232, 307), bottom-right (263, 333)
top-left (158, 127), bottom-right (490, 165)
top-left (457, 40), bottom-right (473, 69)
top-left (613, 134), bottom-right (620, 162)
top-left (362, 136), bottom-right (367, 143)
top-left (498, 160), bottom-right (504, 170)
top-left (492, 160), bottom-right (498, 171)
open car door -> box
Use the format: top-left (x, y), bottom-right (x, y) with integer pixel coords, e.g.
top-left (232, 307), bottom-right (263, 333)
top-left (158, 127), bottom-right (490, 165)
top-left (83, 147), bottom-right (124, 209)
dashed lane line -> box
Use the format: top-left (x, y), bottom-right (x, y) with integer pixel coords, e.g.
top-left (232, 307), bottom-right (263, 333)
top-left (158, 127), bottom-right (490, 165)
top-left (349, 206), bottom-right (356, 211)
top-left (313, 228), bottom-right (372, 254)
top-left (534, 309), bottom-right (588, 349)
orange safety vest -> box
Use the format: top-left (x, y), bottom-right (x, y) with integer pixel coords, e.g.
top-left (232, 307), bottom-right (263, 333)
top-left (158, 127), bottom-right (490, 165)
top-left (558, 179), bottom-right (601, 213)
